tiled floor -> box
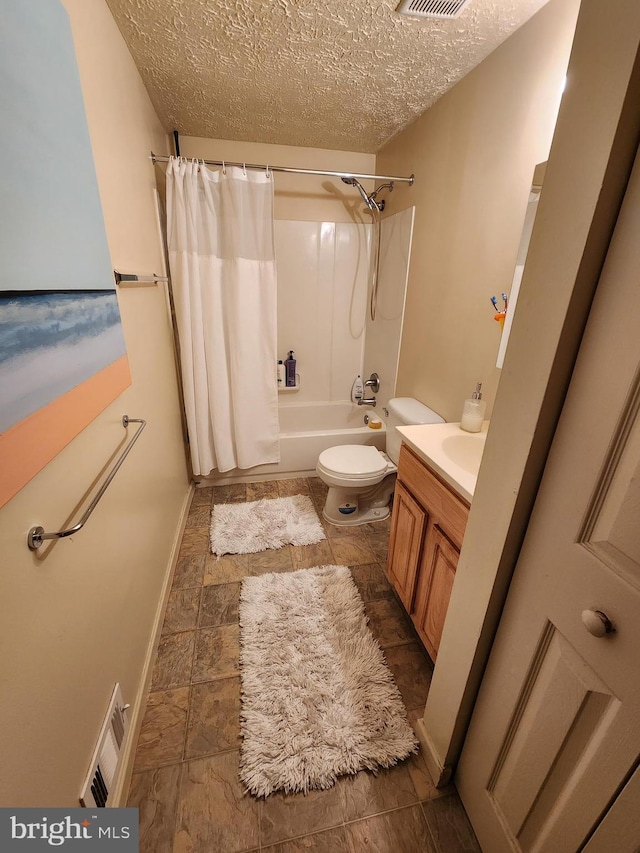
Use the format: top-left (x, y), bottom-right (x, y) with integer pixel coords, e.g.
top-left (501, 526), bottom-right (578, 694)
top-left (127, 477), bottom-right (480, 853)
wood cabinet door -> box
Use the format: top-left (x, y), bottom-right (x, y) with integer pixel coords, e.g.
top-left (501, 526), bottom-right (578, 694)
top-left (416, 525), bottom-right (460, 661)
top-left (386, 481), bottom-right (427, 612)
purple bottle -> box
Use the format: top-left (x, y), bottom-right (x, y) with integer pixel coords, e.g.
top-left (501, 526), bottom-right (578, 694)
top-left (285, 351), bottom-right (296, 387)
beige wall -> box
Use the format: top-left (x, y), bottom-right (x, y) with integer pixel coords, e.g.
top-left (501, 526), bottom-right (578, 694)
top-left (180, 136), bottom-right (376, 223)
top-left (376, 0), bottom-right (580, 422)
top-left (0, 0), bottom-right (189, 806)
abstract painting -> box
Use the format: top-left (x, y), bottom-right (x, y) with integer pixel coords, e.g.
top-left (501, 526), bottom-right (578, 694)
top-left (0, 0), bottom-right (131, 507)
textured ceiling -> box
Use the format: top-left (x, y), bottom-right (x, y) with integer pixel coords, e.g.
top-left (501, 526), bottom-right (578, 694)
top-left (106, 0), bottom-right (549, 153)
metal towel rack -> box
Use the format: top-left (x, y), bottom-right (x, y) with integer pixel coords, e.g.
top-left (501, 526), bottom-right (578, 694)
top-left (114, 271), bottom-right (168, 286)
top-left (27, 416), bottom-right (146, 551)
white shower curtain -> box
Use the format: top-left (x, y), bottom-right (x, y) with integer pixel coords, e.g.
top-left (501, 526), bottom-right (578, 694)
top-left (166, 158), bottom-right (280, 475)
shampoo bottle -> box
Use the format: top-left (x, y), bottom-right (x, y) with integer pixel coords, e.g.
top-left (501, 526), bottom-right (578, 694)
top-left (460, 382), bottom-right (486, 433)
top-left (351, 374), bottom-right (364, 403)
top-left (285, 351), bottom-right (296, 387)
top-left (277, 360), bottom-right (285, 387)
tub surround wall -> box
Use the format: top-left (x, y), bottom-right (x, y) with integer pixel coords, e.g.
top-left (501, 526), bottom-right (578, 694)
top-left (0, 0), bottom-right (189, 806)
top-left (276, 220), bottom-right (369, 404)
top-left (376, 0), bottom-right (581, 422)
top-left (363, 207), bottom-right (415, 414)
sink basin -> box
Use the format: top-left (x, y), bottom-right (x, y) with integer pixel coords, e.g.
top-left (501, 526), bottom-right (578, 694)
top-left (441, 432), bottom-right (487, 475)
top-left (396, 421), bottom-right (490, 502)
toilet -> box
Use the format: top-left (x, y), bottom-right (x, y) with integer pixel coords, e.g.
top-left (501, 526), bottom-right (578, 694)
top-left (316, 397), bottom-right (444, 526)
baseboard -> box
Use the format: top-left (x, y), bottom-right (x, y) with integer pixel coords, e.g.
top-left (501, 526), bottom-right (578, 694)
top-left (415, 715), bottom-right (453, 788)
top-left (111, 482), bottom-right (195, 806)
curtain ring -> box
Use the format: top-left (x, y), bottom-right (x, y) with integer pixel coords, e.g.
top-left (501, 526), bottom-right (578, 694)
top-left (222, 160), bottom-right (226, 175)
top-left (242, 162), bottom-right (247, 176)
top-left (266, 164), bottom-right (271, 179)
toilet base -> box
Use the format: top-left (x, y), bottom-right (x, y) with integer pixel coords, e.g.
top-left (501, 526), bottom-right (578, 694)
top-left (322, 475), bottom-right (396, 527)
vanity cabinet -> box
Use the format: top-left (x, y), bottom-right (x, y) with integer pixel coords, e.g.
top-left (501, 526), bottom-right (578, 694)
top-left (386, 443), bottom-right (470, 661)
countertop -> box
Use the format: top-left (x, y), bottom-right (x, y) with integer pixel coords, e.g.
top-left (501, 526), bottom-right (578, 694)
top-left (397, 421), bottom-right (490, 503)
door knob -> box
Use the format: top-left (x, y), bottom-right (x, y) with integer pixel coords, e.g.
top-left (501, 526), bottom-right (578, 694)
top-left (581, 609), bottom-right (615, 637)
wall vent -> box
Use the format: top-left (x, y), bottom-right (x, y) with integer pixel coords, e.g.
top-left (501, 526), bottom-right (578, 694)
top-left (79, 683), bottom-right (130, 808)
top-left (396, 0), bottom-right (473, 19)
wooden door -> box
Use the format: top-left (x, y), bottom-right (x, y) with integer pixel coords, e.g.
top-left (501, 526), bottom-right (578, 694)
top-left (456, 147), bottom-right (640, 851)
top-left (386, 481), bottom-right (426, 612)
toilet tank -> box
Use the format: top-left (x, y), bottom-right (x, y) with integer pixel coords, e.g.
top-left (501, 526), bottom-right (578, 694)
top-left (386, 397), bottom-right (444, 464)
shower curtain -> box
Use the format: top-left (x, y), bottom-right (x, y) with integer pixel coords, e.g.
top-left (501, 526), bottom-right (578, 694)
top-left (166, 158), bottom-right (280, 475)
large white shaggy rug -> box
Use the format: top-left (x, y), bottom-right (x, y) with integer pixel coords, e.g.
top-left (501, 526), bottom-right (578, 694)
top-left (210, 494), bottom-right (325, 556)
top-left (239, 564), bottom-right (418, 797)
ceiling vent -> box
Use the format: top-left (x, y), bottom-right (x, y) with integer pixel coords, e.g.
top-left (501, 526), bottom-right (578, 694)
top-left (396, 0), bottom-right (473, 19)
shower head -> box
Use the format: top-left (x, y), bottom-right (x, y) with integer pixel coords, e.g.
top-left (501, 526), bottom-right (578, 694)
top-left (341, 176), bottom-right (376, 210)
top-left (341, 176), bottom-right (393, 212)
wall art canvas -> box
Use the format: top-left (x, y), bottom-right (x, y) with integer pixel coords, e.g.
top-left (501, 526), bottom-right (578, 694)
top-left (0, 0), bottom-right (130, 508)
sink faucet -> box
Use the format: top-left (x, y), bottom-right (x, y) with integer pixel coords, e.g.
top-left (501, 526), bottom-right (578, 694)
top-left (358, 397), bottom-right (377, 407)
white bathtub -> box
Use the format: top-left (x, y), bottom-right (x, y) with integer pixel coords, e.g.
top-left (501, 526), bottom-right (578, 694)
top-left (203, 401), bottom-right (386, 485)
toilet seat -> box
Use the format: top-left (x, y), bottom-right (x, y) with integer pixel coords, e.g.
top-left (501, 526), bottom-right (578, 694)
top-left (318, 445), bottom-right (388, 478)
top-left (317, 445), bottom-right (395, 489)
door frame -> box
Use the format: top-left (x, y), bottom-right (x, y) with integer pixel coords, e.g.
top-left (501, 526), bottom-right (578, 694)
top-left (415, 0), bottom-right (640, 787)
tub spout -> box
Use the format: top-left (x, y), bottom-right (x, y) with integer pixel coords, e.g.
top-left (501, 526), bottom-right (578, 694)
top-left (357, 397), bottom-right (377, 406)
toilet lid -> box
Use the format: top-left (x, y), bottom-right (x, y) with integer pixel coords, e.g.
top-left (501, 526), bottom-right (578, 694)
top-left (318, 445), bottom-right (388, 478)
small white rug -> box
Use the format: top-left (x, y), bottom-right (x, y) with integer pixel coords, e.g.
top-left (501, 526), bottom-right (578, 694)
top-left (239, 564), bottom-right (418, 797)
top-left (210, 494), bottom-right (325, 556)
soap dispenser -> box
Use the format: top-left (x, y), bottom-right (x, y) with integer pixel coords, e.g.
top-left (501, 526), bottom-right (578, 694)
top-left (351, 374), bottom-right (364, 403)
top-left (460, 382), bottom-right (486, 433)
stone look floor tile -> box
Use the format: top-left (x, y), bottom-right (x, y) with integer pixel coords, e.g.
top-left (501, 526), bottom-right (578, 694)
top-left (199, 582), bottom-right (240, 628)
top-left (364, 535), bottom-right (391, 563)
top-left (340, 764), bottom-right (419, 822)
top-left (365, 596), bottom-right (415, 649)
top-left (246, 480), bottom-right (280, 500)
top-left (384, 644), bottom-right (433, 711)
top-left (185, 677), bottom-right (241, 759)
top-left (422, 794), bottom-right (481, 852)
top-left (174, 751), bottom-right (260, 853)
top-left (260, 783), bottom-right (345, 848)
top-left (246, 545), bottom-right (293, 574)
top-left (185, 504), bottom-right (212, 529)
top-left (133, 688), bottom-right (190, 771)
top-left (178, 528), bottom-right (210, 558)
top-left (151, 632), bottom-right (196, 690)
top-left (349, 563), bottom-right (393, 602)
top-left (329, 534), bottom-right (375, 566)
top-left (204, 553), bottom-right (249, 585)
top-left (345, 804), bottom-right (438, 853)
top-left (127, 764), bottom-right (181, 853)
top-left (262, 826), bottom-right (351, 853)
top-left (276, 477), bottom-right (311, 497)
top-left (322, 520), bottom-right (364, 540)
top-left (172, 555), bottom-right (206, 591)
top-left (191, 624), bottom-right (240, 683)
top-left (190, 487), bottom-right (213, 507)
top-left (290, 539), bottom-right (334, 570)
top-left (213, 483), bottom-right (247, 504)
top-left (162, 588), bottom-right (201, 635)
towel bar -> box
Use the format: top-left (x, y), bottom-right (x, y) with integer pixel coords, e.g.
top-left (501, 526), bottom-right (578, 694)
top-left (27, 416), bottom-right (146, 551)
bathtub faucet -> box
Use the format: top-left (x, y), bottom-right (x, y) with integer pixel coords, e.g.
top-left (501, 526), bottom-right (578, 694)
top-left (357, 397), bottom-right (377, 407)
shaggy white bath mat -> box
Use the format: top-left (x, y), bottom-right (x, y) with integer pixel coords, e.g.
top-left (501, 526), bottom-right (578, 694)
top-left (239, 564), bottom-right (418, 797)
top-left (210, 494), bottom-right (325, 556)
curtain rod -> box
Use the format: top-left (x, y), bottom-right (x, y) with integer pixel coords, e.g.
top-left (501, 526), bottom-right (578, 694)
top-left (150, 152), bottom-right (414, 185)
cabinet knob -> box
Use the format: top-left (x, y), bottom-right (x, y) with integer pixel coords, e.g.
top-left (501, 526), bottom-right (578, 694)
top-left (581, 609), bottom-right (615, 638)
